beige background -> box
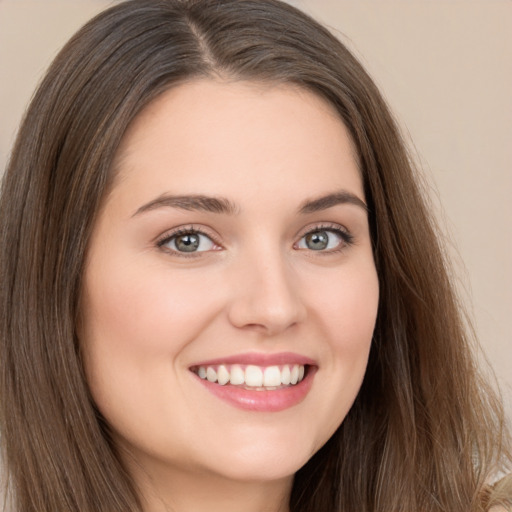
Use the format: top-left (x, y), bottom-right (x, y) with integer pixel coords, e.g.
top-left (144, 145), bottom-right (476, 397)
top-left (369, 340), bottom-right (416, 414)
top-left (0, 0), bottom-right (510, 420)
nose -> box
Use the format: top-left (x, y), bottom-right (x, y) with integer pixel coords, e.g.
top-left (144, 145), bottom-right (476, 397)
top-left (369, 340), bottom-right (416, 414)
top-left (226, 252), bottom-right (307, 336)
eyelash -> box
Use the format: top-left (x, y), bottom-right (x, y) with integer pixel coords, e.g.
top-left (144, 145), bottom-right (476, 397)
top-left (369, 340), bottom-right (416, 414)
top-left (156, 225), bottom-right (221, 256)
top-left (296, 223), bottom-right (354, 253)
top-left (156, 223), bottom-right (354, 256)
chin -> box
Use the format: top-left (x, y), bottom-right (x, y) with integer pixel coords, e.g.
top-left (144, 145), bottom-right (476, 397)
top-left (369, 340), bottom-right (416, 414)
top-left (212, 455), bottom-right (306, 484)
top-left (201, 432), bottom-right (321, 483)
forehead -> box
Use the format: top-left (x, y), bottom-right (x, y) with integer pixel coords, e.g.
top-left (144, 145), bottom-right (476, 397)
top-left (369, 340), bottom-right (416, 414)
top-left (111, 79), bottom-right (363, 206)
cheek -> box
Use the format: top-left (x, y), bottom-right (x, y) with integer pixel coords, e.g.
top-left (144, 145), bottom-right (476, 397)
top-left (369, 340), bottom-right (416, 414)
top-left (81, 262), bottom-right (220, 360)
top-left (304, 262), bottom-right (378, 430)
top-left (330, 267), bottom-right (379, 381)
top-left (308, 262), bottom-right (379, 348)
top-left (79, 261), bottom-right (223, 427)
top-left (79, 261), bottom-right (227, 447)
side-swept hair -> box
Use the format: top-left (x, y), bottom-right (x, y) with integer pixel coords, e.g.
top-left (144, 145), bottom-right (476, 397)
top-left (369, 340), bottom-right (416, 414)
top-left (1, 1), bottom-right (510, 511)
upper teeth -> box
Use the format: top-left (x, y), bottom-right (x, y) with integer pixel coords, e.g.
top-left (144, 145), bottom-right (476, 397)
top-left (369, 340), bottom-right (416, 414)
top-left (195, 364), bottom-right (306, 388)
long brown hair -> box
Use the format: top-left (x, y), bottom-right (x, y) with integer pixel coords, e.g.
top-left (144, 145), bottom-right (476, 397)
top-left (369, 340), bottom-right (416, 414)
top-left (1, 1), bottom-right (510, 511)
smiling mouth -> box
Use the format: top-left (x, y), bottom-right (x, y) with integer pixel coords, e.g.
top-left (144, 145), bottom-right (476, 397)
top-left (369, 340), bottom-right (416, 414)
top-left (190, 364), bottom-right (308, 390)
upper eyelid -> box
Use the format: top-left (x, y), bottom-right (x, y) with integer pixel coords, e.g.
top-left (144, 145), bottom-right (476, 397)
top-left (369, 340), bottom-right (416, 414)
top-left (295, 222), bottom-right (351, 239)
top-left (155, 225), bottom-right (221, 248)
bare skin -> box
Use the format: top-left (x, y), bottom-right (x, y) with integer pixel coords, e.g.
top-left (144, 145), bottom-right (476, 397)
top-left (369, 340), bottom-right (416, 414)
top-left (80, 80), bottom-right (379, 511)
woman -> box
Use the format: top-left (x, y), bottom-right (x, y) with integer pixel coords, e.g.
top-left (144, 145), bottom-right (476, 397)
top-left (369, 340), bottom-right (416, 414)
top-left (0, 0), bottom-right (510, 511)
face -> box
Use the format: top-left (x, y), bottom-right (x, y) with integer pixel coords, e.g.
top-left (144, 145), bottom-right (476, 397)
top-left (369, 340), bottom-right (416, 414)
top-left (81, 80), bottom-right (379, 489)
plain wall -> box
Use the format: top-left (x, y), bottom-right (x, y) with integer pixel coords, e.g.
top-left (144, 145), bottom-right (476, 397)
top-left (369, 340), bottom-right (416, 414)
top-left (0, 0), bottom-right (510, 420)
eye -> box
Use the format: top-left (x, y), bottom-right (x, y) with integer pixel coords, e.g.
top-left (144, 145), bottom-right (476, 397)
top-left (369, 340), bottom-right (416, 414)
top-left (296, 227), bottom-right (352, 252)
top-left (158, 229), bottom-right (218, 254)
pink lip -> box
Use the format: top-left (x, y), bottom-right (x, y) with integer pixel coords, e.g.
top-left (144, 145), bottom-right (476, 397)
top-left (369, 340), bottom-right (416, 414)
top-left (191, 351), bottom-right (316, 367)
top-left (190, 352), bottom-right (317, 412)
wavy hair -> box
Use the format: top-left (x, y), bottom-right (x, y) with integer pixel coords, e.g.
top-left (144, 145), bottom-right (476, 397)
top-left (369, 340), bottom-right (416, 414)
top-left (1, 1), bottom-right (510, 511)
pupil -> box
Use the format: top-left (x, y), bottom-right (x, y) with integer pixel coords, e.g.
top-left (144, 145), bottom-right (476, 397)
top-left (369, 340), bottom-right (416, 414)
top-left (306, 231), bottom-right (328, 250)
top-left (176, 234), bottom-right (200, 252)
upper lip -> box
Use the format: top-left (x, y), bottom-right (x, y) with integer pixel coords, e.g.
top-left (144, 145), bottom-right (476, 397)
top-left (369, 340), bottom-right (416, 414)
top-left (190, 351), bottom-right (316, 368)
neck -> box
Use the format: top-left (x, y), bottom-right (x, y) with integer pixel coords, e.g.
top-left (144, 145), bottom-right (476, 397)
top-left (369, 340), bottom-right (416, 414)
top-left (124, 453), bottom-right (293, 512)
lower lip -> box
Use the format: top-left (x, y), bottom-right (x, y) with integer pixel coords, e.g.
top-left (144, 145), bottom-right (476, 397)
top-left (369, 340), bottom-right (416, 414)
top-left (194, 367), bottom-right (316, 412)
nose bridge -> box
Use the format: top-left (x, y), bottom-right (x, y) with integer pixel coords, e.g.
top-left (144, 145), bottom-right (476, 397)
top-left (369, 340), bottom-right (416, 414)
top-left (227, 239), bottom-right (305, 334)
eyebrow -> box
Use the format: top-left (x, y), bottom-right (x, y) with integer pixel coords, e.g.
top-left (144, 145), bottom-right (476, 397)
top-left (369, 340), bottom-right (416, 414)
top-left (132, 189), bottom-right (367, 218)
top-left (299, 191), bottom-right (368, 214)
top-left (132, 194), bottom-right (239, 217)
